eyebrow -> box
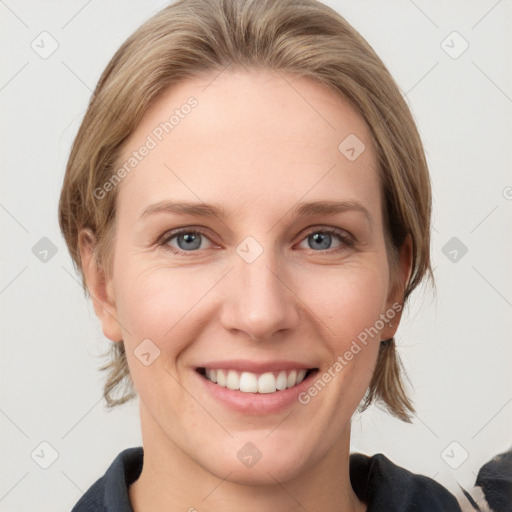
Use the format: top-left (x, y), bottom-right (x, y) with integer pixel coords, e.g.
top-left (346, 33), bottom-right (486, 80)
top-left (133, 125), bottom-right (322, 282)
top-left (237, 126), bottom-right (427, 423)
top-left (139, 199), bottom-right (374, 227)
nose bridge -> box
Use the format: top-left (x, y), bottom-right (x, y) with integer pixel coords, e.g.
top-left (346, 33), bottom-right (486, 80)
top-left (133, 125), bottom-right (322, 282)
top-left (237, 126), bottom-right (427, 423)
top-left (221, 241), bottom-right (299, 340)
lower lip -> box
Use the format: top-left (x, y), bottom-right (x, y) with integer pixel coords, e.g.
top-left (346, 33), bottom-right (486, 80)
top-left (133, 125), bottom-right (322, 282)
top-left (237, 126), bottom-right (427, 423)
top-left (195, 370), bottom-right (318, 415)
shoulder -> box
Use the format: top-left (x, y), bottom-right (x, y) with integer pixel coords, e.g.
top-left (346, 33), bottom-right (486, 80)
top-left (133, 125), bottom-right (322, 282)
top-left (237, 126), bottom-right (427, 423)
top-left (474, 449), bottom-right (512, 511)
top-left (349, 452), bottom-right (462, 511)
top-left (70, 447), bottom-right (143, 512)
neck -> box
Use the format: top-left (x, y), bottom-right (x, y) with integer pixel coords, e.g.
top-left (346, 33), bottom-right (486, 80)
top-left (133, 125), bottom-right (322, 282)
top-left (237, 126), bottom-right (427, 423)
top-left (129, 405), bottom-right (366, 512)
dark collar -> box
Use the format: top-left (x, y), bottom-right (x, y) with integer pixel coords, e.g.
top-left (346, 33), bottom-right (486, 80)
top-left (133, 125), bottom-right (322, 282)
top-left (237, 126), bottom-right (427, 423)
top-left (71, 447), bottom-right (462, 512)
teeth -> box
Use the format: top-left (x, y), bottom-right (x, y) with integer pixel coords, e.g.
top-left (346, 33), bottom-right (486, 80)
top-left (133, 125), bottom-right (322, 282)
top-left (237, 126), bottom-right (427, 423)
top-left (276, 370), bottom-right (287, 390)
top-left (226, 370), bottom-right (240, 390)
top-left (216, 369), bottom-right (226, 387)
top-left (258, 372), bottom-right (276, 393)
top-left (203, 368), bottom-right (310, 394)
top-left (240, 372), bottom-right (258, 392)
top-left (287, 370), bottom-right (297, 388)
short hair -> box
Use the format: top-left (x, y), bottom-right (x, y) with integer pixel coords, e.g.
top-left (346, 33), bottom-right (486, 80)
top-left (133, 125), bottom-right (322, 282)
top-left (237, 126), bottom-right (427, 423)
top-left (58, 0), bottom-right (433, 422)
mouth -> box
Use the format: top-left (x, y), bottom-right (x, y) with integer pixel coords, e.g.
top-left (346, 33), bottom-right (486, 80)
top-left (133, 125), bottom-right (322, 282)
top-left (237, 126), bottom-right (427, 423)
top-left (195, 367), bottom-right (319, 394)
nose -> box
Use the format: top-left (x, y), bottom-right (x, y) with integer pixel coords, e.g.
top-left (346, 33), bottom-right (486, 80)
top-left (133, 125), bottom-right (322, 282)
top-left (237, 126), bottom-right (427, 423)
top-left (220, 249), bottom-right (300, 342)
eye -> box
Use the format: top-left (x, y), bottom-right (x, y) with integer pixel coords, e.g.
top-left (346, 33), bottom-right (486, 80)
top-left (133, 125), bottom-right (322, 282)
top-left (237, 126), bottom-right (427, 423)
top-left (159, 229), bottom-right (214, 253)
top-left (297, 228), bottom-right (354, 252)
top-left (157, 226), bottom-right (355, 255)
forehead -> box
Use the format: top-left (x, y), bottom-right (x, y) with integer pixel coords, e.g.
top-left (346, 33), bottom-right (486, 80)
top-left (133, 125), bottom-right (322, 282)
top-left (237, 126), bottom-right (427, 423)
top-left (115, 69), bottom-right (380, 222)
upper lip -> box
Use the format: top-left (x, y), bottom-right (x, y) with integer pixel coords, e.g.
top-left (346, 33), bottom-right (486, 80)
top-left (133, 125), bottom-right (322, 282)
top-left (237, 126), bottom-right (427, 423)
top-left (196, 360), bottom-right (318, 373)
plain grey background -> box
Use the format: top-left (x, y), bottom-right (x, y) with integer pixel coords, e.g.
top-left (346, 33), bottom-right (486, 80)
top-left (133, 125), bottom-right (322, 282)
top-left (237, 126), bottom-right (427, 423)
top-left (1, 1), bottom-right (511, 510)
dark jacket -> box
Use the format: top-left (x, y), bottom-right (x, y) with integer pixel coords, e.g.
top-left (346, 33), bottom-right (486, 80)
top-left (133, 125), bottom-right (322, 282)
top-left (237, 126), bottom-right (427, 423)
top-left (71, 446), bottom-right (462, 511)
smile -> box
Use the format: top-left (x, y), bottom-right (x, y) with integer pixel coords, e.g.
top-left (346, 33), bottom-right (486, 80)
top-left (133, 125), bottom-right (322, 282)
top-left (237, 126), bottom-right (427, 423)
top-left (197, 368), bottom-right (317, 394)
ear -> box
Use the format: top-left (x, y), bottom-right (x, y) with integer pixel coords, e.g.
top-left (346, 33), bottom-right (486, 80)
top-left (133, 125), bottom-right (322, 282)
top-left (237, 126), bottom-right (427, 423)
top-left (381, 234), bottom-right (413, 340)
top-left (78, 228), bottom-right (123, 342)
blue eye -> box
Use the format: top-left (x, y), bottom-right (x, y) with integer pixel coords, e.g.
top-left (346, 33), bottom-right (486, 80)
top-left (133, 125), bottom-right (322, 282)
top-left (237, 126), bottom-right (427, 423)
top-left (310, 232), bottom-right (334, 250)
top-left (158, 227), bottom-right (354, 255)
top-left (175, 232), bottom-right (202, 250)
top-left (299, 228), bottom-right (354, 251)
top-left (162, 230), bottom-right (213, 252)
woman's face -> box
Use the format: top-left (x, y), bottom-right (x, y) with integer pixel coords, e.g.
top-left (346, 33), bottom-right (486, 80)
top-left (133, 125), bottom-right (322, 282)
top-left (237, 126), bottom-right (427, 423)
top-left (90, 69), bottom-right (410, 483)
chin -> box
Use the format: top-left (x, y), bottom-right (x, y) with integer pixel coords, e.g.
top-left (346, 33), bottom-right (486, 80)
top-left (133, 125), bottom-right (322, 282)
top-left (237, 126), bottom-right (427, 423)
top-left (195, 435), bottom-right (316, 486)
top-left (210, 456), bottom-right (309, 486)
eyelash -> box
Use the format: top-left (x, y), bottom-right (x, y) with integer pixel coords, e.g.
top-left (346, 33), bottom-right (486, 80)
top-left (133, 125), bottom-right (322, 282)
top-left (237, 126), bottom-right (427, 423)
top-left (157, 226), bottom-right (355, 255)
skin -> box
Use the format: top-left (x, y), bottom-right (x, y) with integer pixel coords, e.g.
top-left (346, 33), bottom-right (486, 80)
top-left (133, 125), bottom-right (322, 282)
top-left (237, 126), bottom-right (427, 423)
top-left (80, 69), bottom-right (412, 512)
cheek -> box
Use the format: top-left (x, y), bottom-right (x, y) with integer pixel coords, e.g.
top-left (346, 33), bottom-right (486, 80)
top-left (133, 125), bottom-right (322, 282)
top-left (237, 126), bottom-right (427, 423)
top-left (113, 232), bottom-right (391, 357)
top-left (296, 262), bottom-right (387, 406)
top-left (115, 253), bottom-right (390, 346)
top-left (300, 260), bottom-right (390, 343)
top-left (114, 265), bottom-right (208, 407)
top-left (116, 266), bottom-right (203, 341)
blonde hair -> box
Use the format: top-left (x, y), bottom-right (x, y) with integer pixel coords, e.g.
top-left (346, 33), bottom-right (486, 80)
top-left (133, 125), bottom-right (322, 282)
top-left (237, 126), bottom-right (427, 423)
top-left (58, 0), bottom-right (433, 422)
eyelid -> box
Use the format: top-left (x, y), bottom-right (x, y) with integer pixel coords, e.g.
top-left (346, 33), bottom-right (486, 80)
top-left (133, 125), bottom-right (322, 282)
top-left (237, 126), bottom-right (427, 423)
top-left (296, 225), bottom-right (356, 250)
top-left (158, 226), bottom-right (217, 252)
top-left (157, 225), bottom-right (356, 254)
top-left (299, 224), bottom-right (354, 240)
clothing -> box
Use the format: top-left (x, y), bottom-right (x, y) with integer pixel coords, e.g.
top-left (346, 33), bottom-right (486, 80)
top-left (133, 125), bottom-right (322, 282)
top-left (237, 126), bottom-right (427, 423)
top-left (475, 449), bottom-right (512, 512)
top-left (71, 446), bottom-right (462, 511)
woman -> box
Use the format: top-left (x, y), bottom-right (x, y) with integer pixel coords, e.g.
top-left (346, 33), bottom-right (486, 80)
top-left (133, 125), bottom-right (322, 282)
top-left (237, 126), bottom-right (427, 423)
top-left (58, 0), bottom-right (464, 510)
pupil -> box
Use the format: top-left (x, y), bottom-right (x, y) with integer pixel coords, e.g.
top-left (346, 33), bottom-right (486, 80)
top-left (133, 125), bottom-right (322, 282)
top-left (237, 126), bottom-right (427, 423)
top-left (178, 233), bottom-right (201, 250)
top-left (176, 232), bottom-right (332, 251)
top-left (310, 232), bottom-right (331, 250)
